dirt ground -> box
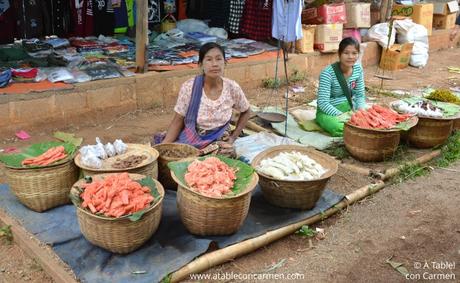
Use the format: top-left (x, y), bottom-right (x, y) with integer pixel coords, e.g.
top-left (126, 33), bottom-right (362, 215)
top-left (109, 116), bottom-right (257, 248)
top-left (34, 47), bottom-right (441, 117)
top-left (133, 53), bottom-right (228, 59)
top-left (1, 48), bottom-right (460, 283)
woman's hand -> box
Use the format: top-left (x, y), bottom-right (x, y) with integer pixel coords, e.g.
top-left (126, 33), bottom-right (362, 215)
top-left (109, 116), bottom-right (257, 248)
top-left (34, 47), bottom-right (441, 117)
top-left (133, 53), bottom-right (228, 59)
top-left (162, 113), bottom-right (185, 143)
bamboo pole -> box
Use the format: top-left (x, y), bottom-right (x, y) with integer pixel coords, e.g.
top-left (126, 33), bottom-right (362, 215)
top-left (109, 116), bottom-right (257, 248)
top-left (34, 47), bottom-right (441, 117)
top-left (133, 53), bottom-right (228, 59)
top-left (169, 181), bottom-right (386, 282)
top-left (339, 163), bottom-right (372, 177)
top-left (381, 149), bottom-right (441, 180)
top-left (135, 0), bottom-right (148, 73)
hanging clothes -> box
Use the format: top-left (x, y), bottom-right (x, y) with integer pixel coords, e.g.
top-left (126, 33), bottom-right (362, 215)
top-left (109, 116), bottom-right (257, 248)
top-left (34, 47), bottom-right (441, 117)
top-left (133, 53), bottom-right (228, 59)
top-left (44, 0), bottom-right (71, 37)
top-left (186, 0), bottom-right (208, 20)
top-left (84, 0), bottom-right (94, 36)
top-left (113, 0), bottom-right (128, 33)
top-left (0, 0), bottom-right (16, 44)
top-left (272, 0), bottom-right (303, 42)
top-left (240, 0), bottom-right (273, 41)
top-left (12, 0), bottom-right (50, 39)
top-left (92, 0), bottom-right (114, 36)
top-left (177, 0), bottom-right (187, 20)
top-left (228, 0), bottom-right (245, 34)
top-left (148, 0), bottom-right (161, 23)
top-left (208, 0), bottom-right (230, 29)
top-left (70, 0), bottom-right (87, 37)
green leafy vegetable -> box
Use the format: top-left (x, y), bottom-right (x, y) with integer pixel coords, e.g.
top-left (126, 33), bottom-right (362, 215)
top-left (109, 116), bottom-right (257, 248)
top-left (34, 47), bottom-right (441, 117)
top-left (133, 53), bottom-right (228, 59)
top-left (128, 177), bottom-right (161, 221)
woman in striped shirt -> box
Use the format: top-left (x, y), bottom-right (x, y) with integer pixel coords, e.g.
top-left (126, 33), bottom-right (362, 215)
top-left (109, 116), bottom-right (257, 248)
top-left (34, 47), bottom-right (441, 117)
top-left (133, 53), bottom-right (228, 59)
top-left (316, 37), bottom-right (367, 137)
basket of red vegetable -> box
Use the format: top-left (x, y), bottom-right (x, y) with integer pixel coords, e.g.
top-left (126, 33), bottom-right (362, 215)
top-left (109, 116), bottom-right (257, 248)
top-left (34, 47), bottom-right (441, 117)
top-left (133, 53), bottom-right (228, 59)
top-left (343, 105), bottom-right (418, 162)
top-left (169, 155), bottom-right (258, 236)
top-left (70, 173), bottom-right (164, 254)
top-left (0, 141), bottom-right (79, 212)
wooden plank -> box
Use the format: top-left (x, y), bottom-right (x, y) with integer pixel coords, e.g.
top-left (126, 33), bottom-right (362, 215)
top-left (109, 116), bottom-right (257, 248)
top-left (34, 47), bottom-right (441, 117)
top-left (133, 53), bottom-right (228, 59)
top-left (0, 209), bottom-right (78, 283)
top-left (135, 0), bottom-right (148, 73)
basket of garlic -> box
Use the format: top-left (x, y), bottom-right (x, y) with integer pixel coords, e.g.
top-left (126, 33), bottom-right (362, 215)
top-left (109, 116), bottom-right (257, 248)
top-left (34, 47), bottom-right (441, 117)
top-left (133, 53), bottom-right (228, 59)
top-left (391, 98), bottom-right (460, 148)
top-left (251, 145), bottom-right (338, 210)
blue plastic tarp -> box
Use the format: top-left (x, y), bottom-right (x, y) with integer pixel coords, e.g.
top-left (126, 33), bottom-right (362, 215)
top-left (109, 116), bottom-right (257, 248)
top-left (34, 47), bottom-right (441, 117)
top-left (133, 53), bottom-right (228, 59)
top-left (0, 184), bottom-right (343, 283)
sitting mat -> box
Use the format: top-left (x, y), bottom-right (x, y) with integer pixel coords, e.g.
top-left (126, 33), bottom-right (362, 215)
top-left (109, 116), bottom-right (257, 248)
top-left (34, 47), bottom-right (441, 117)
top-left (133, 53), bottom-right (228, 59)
top-left (0, 184), bottom-right (343, 283)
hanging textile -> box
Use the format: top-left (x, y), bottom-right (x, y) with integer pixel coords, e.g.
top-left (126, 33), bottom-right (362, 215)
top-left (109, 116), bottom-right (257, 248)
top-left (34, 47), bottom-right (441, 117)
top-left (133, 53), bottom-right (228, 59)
top-left (70, 0), bottom-right (87, 37)
top-left (228, 0), bottom-right (245, 34)
top-left (0, 0), bottom-right (15, 44)
top-left (92, 0), bottom-right (114, 36)
top-left (208, 0), bottom-right (231, 29)
top-left (240, 0), bottom-right (273, 41)
top-left (44, 0), bottom-right (71, 37)
top-left (177, 0), bottom-right (187, 20)
top-left (84, 0), bottom-right (94, 36)
top-left (13, 0), bottom-right (50, 39)
top-left (148, 0), bottom-right (161, 23)
top-left (186, 0), bottom-right (208, 20)
top-left (114, 0), bottom-right (128, 33)
top-left (272, 0), bottom-right (303, 42)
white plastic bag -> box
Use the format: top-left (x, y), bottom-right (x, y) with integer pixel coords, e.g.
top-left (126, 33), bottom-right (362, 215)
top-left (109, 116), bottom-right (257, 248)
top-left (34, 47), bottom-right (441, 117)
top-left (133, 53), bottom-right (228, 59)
top-left (410, 42), bottom-right (429, 67)
top-left (95, 137), bottom-right (108, 160)
top-left (367, 23), bottom-right (396, 48)
top-left (204, 28), bottom-right (228, 39)
top-left (81, 151), bottom-right (102, 169)
top-left (176, 19), bottom-right (209, 33)
top-left (113, 139), bottom-right (127, 155)
top-left (104, 142), bottom-right (116, 157)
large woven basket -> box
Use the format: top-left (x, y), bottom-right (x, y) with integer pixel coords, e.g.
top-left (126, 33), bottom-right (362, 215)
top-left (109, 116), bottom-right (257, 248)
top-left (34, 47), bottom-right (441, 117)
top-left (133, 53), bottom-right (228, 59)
top-left (152, 143), bottom-right (200, 190)
top-left (171, 168), bottom-right (258, 236)
top-left (453, 118), bottom-right (460, 131)
top-left (75, 144), bottom-right (159, 179)
top-left (343, 123), bottom-right (403, 162)
top-left (408, 117), bottom-right (453, 148)
top-left (252, 145), bottom-right (338, 210)
top-left (4, 160), bottom-right (79, 212)
top-left (70, 173), bottom-right (164, 254)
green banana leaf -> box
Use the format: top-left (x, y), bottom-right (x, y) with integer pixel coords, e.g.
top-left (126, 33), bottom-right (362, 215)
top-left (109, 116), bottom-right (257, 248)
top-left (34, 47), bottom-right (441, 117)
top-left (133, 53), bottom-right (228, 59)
top-left (168, 155), bottom-right (255, 196)
top-left (337, 111), bottom-right (416, 131)
top-left (0, 141), bottom-right (77, 168)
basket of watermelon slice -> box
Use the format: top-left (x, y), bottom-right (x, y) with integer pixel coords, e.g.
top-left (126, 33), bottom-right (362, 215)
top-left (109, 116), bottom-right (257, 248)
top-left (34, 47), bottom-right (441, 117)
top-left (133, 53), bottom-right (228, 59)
top-left (168, 155), bottom-right (258, 236)
top-left (343, 104), bottom-right (418, 162)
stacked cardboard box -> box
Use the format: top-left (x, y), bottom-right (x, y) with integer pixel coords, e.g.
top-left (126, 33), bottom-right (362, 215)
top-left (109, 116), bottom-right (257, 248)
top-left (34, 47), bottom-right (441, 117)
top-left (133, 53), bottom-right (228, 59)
top-left (296, 25), bottom-right (316, 53)
top-left (392, 3), bottom-right (434, 35)
top-left (432, 1), bottom-right (459, 30)
top-left (314, 24), bottom-right (343, 52)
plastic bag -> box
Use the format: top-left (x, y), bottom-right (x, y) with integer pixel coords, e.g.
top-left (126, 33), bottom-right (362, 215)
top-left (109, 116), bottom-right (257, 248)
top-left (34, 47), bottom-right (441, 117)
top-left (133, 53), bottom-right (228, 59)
top-left (47, 68), bottom-right (74, 83)
top-left (95, 137), bottom-right (108, 159)
top-left (104, 142), bottom-right (116, 157)
top-left (176, 19), bottom-right (209, 33)
top-left (410, 42), bottom-right (429, 67)
top-left (204, 28), bottom-right (228, 39)
top-left (367, 23), bottom-right (396, 48)
top-left (81, 151), bottom-right (102, 169)
top-left (113, 139), bottom-right (127, 155)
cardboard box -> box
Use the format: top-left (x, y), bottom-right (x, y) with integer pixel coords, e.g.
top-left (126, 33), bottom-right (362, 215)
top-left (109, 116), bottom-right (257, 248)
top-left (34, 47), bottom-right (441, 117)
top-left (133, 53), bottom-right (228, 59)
top-left (302, 3), bottom-right (347, 25)
top-left (344, 3), bottom-right (371, 28)
top-left (433, 13), bottom-right (457, 29)
top-left (379, 43), bottom-right (414, 71)
top-left (314, 24), bottom-right (343, 52)
top-left (296, 25), bottom-right (316, 53)
top-left (343, 28), bottom-right (361, 43)
top-left (433, 1), bottom-right (459, 15)
top-left (392, 3), bottom-right (434, 35)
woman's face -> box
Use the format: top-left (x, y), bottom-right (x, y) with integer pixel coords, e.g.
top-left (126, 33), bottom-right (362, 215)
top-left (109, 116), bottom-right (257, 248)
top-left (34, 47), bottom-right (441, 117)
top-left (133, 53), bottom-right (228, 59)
top-left (339, 45), bottom-right (359, 68)
top-left (201, 48), bottom-right (225, 78)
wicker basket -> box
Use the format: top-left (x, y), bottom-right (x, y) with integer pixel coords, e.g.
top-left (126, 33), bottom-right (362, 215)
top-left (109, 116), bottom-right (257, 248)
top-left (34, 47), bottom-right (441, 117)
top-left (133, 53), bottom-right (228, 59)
top-left (4, 160), bottom-right (79, 212)
top-left (453, 118), bottom-right (460, 131)
top-left (152, 143), bottom-right (200, 190)
top-left (75, 144), bottom-right (159, 179)
top-left (408, 117), bottom-right (453, 148)
top-left (252, 145), bottom-right (338, 210)
top-left (171, 169), bottom-right (258, 236)
top-left (70, 173), bottom-right (164, 254)
top-left (343, 123), bottom-right (402, 162)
